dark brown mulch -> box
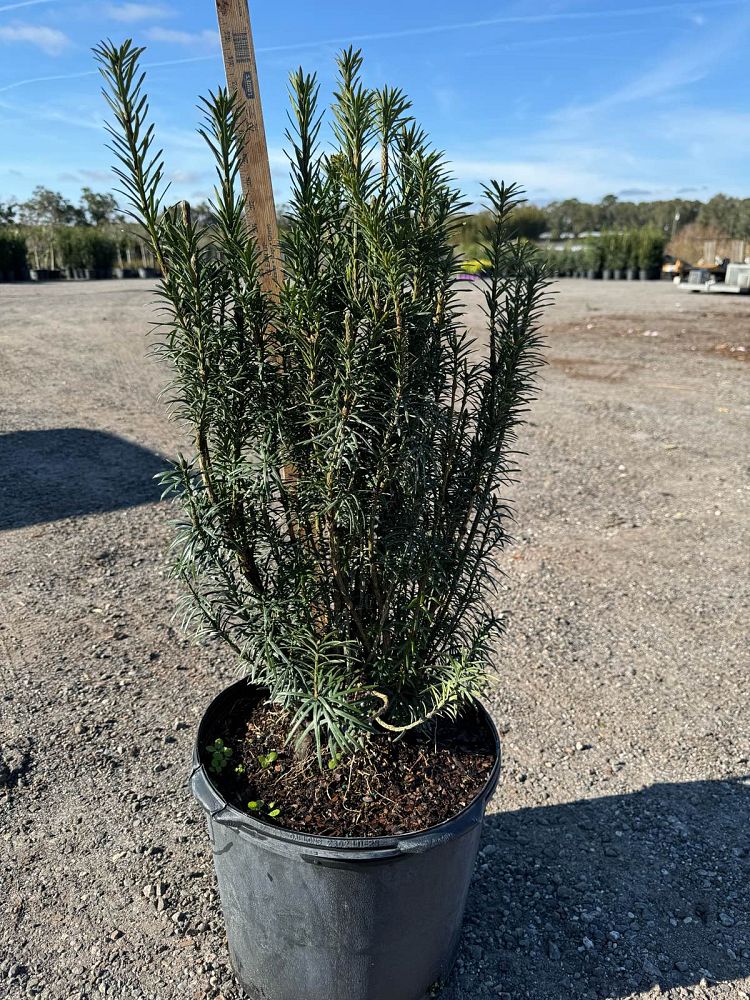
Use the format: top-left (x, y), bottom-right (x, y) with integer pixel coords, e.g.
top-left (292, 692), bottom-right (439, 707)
top-left (205, 693), bottom-right (496, 838)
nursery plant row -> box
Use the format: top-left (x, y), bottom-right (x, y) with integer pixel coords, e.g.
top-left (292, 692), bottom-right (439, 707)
top-left (541, 228), bottom-right (668, 280)
top-left (460, 228), bottom-right (668, 281)
top-left (0, 225), bottom-right (158, 282)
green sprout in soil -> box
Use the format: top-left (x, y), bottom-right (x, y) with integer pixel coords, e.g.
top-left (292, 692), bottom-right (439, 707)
top-left (206, 738), bottom-right (232, 775)
top-left (248, 800), bottom-right (281, 819)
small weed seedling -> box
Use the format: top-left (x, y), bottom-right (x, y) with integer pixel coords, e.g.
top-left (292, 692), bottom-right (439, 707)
top-left (248, 800), bottom-right (281, 819)
top-left (206, 738), bottom-right (233, 775)
top-left (258, 751), bottom-right (278, 770)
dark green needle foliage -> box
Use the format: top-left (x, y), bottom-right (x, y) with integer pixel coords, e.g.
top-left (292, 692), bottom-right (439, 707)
top-left (95, 40), bottom-right (549, 763)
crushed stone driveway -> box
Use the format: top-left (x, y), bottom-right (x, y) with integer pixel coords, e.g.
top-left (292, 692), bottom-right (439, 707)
top-left (1, 277), bottom-right (748, 1000)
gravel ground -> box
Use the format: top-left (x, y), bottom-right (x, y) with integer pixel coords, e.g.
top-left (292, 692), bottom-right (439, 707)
top-left (1, 277), bottom-right (748, 1000)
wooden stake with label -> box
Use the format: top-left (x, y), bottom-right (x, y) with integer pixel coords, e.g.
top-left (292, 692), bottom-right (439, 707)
top-left (215, 1), bottom-right (296, 495)
top-left (215, 0), bottom-right (281, 296)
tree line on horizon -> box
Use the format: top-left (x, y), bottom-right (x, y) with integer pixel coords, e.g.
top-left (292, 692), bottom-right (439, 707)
top-left (457, 193), bottom-right (750, 246)
top-left (1, 186), bottom-right (748, 276)
top-left (3, 186), bottom-right (750, 237)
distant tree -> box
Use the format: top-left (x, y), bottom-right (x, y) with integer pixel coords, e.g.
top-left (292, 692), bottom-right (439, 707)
top-left (276, 202), bottom-right (292, 234)
top-left (191, 200), bottom-right (218, 229)
top-left (544, 198), bottom-right (596, 237)
top-left (599, 194), bottom-right (619, 229)
top-left (18, 186), bottom-right (84, 227)
top-left (641, 198), bottom-right (700, 233)
top-left (79, 186), bottom-right (121, 225)
top-left (611, 200), bottom-right (641, 229)
top-left (509, 205), bottom-right (547, 240)
top-left (698, 194), bottom-right (750, 239)
top-left (0, 200), bottom-right (16, 224)
top-left (452, 210), bottom-right (492, 253)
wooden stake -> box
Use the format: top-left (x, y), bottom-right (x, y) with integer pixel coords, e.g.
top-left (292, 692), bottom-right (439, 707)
top-left (215, 1), bottom-right (297, 495)
top-left (215, 0), bottom-right (281, 296)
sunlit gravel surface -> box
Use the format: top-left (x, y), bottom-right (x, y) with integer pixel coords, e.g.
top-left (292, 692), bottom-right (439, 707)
top-left (1, 278), bottom-right (748, 1000)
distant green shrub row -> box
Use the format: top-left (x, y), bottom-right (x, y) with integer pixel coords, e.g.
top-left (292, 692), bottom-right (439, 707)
top-left (55, 226), bottom-right (118, 271)
top-left (542, 227), bottom-right (668, 275)
top-left (0, 228), bottom-right (28, 276)
top-left (0, 225), bottom-right (145, 277)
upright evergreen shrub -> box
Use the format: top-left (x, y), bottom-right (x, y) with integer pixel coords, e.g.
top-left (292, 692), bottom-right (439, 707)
top-left (0, 228), bottom-right (27, 279)
top-left (56, 227), bottom-right (118, 273)
top-left (601, 231), bottom-right (629, 271)
top-left (638, 228), bottom-right (667, 270)
top-left (583, 238), bottom-right (604, 274)
top-left (96, 40), bottom-right (548, 760)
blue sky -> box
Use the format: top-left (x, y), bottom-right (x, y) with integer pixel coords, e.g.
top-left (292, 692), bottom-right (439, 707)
top-left (1, 0), bottom-right (749, 208)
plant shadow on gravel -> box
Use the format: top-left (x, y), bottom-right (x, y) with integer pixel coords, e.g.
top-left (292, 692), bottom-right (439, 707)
top-left (0, 428), bottom-right (166, 530)
top-left (442, 778), bottom-right (749, 999)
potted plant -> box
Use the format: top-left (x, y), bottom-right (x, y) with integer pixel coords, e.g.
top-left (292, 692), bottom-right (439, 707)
top-left (601, 231), bottom-right (627, 280)
top-left (638, 227), bottom-right (666, 280)
top-left (584, 237), bottom-right (603, 279)
top-left (82, 231), bottom-right (117, 279)
top-left (113, 264), bottom-right (137, 278)
top-left (600, 233), bottom-right (613, 280)
top-left (610, 232), bottom-right (628, 280)
top-left (56, 226), bottom-right (81, 279)
top-left (624, 231), bottom-right (638, 280)
top-left (97, 40), bottom-right (548, 1000)
top-left (0, 228), bottom-right (28, 281)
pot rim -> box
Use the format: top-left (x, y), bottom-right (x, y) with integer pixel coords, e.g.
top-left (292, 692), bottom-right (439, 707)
top-left (192, 678), bottom-right (501, 859)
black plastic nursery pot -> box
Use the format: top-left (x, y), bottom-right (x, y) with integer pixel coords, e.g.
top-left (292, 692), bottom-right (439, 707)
top-left (639, 266), bottom-right (660, 281)
top-left (191, 679), bottom-right (501, 1000)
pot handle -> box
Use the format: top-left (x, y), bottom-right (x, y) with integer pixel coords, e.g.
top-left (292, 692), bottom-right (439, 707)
top-left (191, 763), bottom-right (227, 816)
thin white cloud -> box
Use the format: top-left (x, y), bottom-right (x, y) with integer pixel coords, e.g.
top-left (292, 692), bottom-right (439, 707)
top-left (0, 94), bottom-right (100, 130)
top-left (458, 26), bottom-right (655, 60)
top-left (434, 87), bottom-right (458, 116)
top-left (251, 0), bottom-right (747, 53)
top-left (146, 26), bottom-right (218, 48)
top-left (0, 53), bottom-right (218, 94)
top-left (0, 22), bottom-right (672, 96)
top-left (168, 168), bottom-right (211, 184)
top-left (0, 23), bottom-right (68, 54)
top-left (448, 157), bottom-right (637, 202)
top-left (79, 168), bottom-right (112, 182)
top-left (658, 108), bottom-right (750, 159)
top-left (105, 2), bottom-right (173, 23)
top-left (457, 14), bottom-right (750, 203)
top-left (552, 12), bottom-right (750, 126)
top-left (0, 0), bottom-right (57, 12)
top-left (0, 69), bottom-right (97, 93)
